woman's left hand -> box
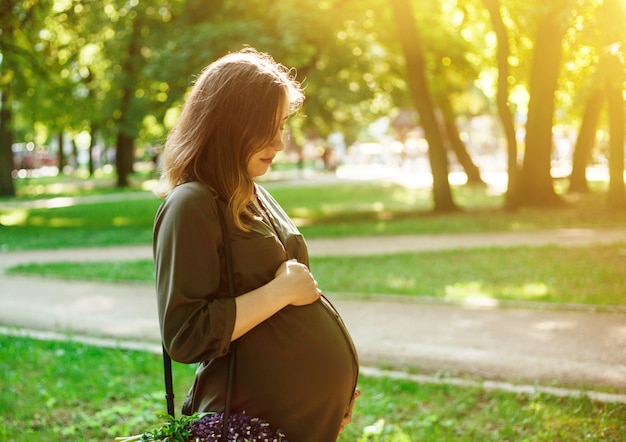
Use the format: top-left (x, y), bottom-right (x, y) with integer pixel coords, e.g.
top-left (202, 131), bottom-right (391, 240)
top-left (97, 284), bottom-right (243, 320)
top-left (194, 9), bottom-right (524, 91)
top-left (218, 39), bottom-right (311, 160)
top-left (339, 388), bottom-right (361, 433)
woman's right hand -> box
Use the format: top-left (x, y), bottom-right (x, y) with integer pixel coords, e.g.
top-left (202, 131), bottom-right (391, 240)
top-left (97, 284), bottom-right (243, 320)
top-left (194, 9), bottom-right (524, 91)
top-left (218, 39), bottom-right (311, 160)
top-left (274, 259), bottom-right (321, 306)
top-left (231, 259), bottom-right (321, 341)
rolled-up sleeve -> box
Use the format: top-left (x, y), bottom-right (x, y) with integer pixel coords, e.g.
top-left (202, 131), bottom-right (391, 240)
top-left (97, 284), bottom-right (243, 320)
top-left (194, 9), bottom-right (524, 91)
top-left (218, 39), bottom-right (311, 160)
top-left (153, 183), bottom-right (236, 363)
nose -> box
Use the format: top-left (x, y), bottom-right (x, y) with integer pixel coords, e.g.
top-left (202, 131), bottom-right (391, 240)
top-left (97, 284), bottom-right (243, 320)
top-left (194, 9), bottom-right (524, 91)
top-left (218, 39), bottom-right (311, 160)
top-left (273, 132), bottom-right (286, 152)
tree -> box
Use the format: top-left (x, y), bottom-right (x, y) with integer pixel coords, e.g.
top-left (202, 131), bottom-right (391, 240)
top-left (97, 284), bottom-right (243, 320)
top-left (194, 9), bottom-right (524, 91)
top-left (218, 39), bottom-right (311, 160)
top-left (388, 0), bottom-right (457, 212)
top-left (93, 0), bottom-right (180, 187)
top-left (0, 92), bottom-right (14, 197)
top-left (568, 87), bottom-right (603, 193)
top-left (437, 95), bottom-right (485, 185)
top-left (111, 2), bottom-right (144, 187)
top-left (483, 0), bottom-right (519, 208)
top-left (0, 2), bottom-right (19, 197)
top-left (266, 1), bottom-right (405, 146)
top-left (564, 0), bottom-right (626, 206)
top-left (424, 1), bottom-right (488, 187)
top-left (5, 0), bottom-right (618, 204)
top-left (0, 0), bottom-right (46, 196)
top-left (597, 0), bottom-right (626, 210)
top-left (515, 1), bottom-right (576, 207)
top-left (604, 48), bottom-right (626, 210)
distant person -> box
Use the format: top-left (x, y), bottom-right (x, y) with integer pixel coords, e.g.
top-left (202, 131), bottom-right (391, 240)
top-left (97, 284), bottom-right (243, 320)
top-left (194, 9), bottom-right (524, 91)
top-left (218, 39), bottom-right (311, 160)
top-left (152, 47), bottom-right (360, 441)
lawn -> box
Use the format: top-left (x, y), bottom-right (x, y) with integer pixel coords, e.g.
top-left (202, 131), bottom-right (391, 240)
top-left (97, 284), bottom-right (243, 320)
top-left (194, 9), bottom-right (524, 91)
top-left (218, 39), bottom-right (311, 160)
top-left (2, 175), bottom-right (625, 251)
top-left (1, 334), bottom-right (624, 442)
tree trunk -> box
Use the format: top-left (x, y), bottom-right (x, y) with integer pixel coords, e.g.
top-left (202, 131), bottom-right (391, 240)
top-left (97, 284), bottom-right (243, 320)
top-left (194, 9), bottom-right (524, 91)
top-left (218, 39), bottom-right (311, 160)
top-left (568, 88), bottom-right (603, 193)
top-left (116, 133), bottom-right (135, 187)
top-left (605, 53), bottom-right (626, 210)
top-left (0, 0), bottom-right (16, 197)
top-left (389, 0), bottom-right (457, 212)
top-left (516, 3), bottom-right (571, 207)
top-left (598, 0), bottom-right (626, 209)
top-left (114, 7), bottom-right (143, 188)
top-left (438, 97), bottom-right (485, 185)
top-left (483, 0), bottom-right (519, 209)
top-left (88, 125), bottom-right (97, 176)
top-left (56, 133), bottom-right (65, 174)
top-left (71, 138), bottom-right (79, 170)
top-left (0, 93), bottom-right (16, 197)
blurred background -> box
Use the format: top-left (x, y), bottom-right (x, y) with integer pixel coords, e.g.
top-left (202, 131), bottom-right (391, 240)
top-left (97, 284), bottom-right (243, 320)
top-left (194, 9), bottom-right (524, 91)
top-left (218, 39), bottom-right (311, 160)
top-left (1, 0), bottom-right (625, 210)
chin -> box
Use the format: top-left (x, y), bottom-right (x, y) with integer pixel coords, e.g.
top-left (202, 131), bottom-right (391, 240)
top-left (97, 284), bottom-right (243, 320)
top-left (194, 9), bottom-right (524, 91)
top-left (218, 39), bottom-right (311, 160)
top-left (250, 167), bottom-right (269, 178)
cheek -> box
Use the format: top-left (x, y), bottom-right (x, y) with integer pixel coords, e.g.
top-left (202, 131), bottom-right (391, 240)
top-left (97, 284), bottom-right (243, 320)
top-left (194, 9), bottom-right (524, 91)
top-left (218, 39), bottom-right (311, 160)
top-left (246, 153), bottom-right (265, 176)
top-left (246, 156), bottom-right (257, 171)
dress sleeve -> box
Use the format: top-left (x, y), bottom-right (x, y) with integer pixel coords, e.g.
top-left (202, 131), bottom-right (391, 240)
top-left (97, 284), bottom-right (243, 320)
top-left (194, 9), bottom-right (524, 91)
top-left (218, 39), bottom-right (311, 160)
top-left (153, 183), bottom-right (236, 363)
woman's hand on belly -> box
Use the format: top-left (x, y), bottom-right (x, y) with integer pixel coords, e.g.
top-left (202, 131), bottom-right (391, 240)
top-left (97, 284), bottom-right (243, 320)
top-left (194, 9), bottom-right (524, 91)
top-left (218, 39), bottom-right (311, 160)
top-left (273, 259), bottom-right (321, 307)
top-left (231, 259), bottom-right (321, 340)
top-left (340, 388), bottom-right (361, 433)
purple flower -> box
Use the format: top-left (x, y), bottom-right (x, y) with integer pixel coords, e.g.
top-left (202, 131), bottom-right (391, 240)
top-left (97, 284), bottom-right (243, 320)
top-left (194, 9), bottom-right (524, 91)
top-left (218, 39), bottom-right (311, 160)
top-left (187, 411), bottom-right (288, 442)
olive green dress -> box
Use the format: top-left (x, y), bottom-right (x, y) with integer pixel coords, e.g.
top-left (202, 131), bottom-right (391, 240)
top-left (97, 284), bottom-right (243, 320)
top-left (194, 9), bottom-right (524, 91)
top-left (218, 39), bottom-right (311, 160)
top-left (153, 181), bottom-right (359, 441)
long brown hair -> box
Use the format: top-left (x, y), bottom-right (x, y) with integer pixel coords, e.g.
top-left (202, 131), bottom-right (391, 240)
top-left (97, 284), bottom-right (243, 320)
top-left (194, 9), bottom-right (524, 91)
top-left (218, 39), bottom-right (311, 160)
top-left (155, 47), bottom-right (304, 230)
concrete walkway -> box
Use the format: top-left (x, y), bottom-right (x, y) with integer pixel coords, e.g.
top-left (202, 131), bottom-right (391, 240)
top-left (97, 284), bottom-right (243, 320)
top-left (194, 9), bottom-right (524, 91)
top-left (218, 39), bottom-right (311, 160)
top-left (1, 228), bottom-right (626, 402)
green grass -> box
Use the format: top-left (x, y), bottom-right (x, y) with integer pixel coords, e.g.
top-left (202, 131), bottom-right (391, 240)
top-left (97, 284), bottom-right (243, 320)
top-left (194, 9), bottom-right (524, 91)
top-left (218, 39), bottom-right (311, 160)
top-left (9, 243), bottom-right (626, 307)
top-left (0, 194), bottom-right (161, 250)
top-left (0, 334), bottom-right (194, 442)
top-left (2, 178), bottom-right (625, 251)
top-left (1, 335), bottom-right (624, 442)
top-left (7, 260), bottom-right (157, 282)
top-left (309, 245), bottom-right (626, 307)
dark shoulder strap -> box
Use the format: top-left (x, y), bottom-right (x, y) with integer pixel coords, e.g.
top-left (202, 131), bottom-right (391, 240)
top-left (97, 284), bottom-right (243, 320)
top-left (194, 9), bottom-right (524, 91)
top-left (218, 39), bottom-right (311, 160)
top-left (162, 344), bottom-right (175, 417)
top-left (161, 198), bottom-right (236, 442)
top-left (215, 201), bottom-right (237, 441)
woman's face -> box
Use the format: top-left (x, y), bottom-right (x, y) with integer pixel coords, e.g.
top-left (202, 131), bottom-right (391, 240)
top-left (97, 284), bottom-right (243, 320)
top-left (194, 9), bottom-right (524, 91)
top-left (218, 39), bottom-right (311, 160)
top-left (246, 97), bottom-right (290, 178)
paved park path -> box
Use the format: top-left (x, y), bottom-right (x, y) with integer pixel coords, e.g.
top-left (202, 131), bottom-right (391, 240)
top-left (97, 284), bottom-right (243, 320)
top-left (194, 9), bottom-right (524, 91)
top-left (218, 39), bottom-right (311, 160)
top-left (1, 226), bottom-right (626, 403)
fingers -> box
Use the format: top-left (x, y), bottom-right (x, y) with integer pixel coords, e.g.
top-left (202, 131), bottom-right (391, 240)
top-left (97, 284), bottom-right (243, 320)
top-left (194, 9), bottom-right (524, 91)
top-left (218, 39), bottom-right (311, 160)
top-left (313, 277), bottom-right (322, 296)
top-left (276, 259), bottom-right (322, 306)
top-left (275, 259), bottom-right (306, 277)
top-left (287, 260), bottom-right (319, 292)
top-left (339, 388), bottom-right (361, 433)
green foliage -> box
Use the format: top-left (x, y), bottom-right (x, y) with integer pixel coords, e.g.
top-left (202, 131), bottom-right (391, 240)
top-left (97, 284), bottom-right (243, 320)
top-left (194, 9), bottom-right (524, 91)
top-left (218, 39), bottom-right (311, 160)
top-left (116, 412), bottom-right (200, 442)
top-left (2, 0), bottom-right (626, 200)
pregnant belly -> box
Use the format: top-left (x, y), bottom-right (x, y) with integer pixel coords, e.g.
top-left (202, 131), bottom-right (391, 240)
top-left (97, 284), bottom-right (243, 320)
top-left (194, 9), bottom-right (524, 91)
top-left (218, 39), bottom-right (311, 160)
top-left (232, 297), bottom-right (358, 416)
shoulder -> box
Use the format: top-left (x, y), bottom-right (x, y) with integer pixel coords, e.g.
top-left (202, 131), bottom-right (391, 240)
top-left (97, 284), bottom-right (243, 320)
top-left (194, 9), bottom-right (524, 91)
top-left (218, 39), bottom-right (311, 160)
top-left (166, 182), bottom-right (217, 209)
top-left (169, 181), bottom-right (215, 201)
top-left (157, 182), bottom-right (220, 222)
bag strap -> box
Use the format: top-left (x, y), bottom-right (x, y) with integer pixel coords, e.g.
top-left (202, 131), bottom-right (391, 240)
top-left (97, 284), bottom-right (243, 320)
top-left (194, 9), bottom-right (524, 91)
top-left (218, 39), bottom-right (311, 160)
top-left (161, 199), bottom-right (237, 442)
top-left (216, 201), bottom-right (237, 441)
top-left (162, 344), bottom-right (175, 417)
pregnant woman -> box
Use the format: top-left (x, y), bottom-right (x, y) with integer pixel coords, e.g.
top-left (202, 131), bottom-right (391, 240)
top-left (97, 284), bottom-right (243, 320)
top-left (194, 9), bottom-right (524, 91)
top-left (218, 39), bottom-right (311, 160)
top-left (153, 47), bottom-right (359, 441)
